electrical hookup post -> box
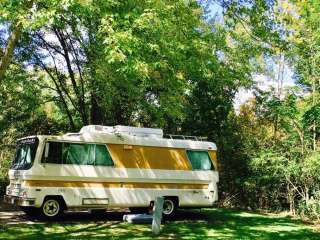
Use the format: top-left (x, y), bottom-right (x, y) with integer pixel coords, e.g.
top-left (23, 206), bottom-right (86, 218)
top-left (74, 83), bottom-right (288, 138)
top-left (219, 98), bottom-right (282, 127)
top-left (152, 197), bottom-right (164, 235)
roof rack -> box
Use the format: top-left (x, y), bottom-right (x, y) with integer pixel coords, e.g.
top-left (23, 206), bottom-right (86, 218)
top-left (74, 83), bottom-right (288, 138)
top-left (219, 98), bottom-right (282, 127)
top-left (65, 133), bottom-right (82, 137)
top-left (164, 134), bottom-right (208, 141)
top-left (79, 125), bottom-right (163, 138)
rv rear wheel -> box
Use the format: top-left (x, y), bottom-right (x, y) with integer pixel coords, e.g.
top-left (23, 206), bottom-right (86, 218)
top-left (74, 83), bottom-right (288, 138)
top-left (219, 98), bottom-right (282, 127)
top-left (162, 199), bottom-right (177, 217)
top-left (40, 197), bottom-right (63, 219)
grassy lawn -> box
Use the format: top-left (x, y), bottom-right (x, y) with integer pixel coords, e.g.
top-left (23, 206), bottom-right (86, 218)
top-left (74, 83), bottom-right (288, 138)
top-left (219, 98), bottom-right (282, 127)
top-left (0, 208), bottom-right (319, 239)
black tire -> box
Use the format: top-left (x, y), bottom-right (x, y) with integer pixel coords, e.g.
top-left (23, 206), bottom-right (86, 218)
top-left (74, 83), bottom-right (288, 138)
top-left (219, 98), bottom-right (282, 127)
top-left (129, 207), bottom-right (149, 214)
top-left (162, 198), bottom-right (177, 217)
top-left (40, 197), bottom-right (64, 220)
top-left (20, 207), bottom-right (38, 218)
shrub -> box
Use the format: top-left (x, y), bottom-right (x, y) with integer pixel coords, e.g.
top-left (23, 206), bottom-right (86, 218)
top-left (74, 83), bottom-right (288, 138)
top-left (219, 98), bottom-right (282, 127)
top-left (298, 191), bottom-right (320, 221)
top-left (0, 147), bottom-right (13, 197)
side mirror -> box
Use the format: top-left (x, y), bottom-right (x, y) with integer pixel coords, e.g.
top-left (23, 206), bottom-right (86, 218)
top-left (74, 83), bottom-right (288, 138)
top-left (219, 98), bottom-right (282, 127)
top-left (44, 142), bottom-right (50, 162)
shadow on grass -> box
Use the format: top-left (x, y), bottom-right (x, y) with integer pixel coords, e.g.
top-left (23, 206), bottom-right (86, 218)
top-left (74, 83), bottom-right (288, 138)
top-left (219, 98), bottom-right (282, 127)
top-left (0, 208), bottom-right (319, 239)
top-left (162, 208), bottom-right (320, 240)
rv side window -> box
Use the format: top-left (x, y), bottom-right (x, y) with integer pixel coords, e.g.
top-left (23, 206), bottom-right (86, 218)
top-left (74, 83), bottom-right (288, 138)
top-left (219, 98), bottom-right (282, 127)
top-left (43, 141), bottom-right (114, 166)
top-left (43, 142), bottom-right (63, 164)
top-left (95, 145), bottom-right (114, 166)
top-left (186, 150), bottom-right (214, 170)
top-left (63, 143), bottom-right (92, 165)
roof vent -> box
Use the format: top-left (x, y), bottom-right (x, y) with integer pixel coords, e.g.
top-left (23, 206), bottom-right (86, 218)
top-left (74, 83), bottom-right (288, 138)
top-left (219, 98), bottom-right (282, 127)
top-left (80, 125), bottom-right (163, 138)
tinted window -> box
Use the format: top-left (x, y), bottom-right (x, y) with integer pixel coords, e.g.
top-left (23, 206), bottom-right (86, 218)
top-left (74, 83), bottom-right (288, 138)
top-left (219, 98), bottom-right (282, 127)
top-left (46, 141), bottom-right (62, 164)
top-left (186, 150), bottom-right (214, 170)
top-left (43, 142), bottom-right (113, 166)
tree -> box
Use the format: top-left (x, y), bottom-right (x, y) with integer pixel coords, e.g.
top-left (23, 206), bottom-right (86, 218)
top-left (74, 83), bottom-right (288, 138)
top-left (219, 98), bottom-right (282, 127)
top-left (283, 0), bottom-right (320, 151)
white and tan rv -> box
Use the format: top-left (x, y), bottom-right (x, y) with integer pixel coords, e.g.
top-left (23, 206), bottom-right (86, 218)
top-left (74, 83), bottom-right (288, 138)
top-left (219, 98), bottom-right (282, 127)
top-left (4, 125), bottom-right (219, 219)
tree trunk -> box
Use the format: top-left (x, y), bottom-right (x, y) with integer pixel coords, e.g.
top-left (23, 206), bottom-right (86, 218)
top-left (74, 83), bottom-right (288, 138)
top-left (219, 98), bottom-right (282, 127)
top-left (312, 77), bottom-right (316, 151)
top-left (0, 23), bottom-right (22, 81)
top-left (0, 0), bottom-right (34, 81)
top-left (287, 184), bottom-right (295, 215)
top-left (305, 186), bottom-right (310, 205)
top-left (40, 62), bottom-right (76, 130)
top-left (53, 27), bottom-right (88, 125)
top-left (277, 54), bottom-right (284, 98)
top-left (273, 115), bottom-right (278, 141)
top-left (90, 92), bottom-right (103, 125)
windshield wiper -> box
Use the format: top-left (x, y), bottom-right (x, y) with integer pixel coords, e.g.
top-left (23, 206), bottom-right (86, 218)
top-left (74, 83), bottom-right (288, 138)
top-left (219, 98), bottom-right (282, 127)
top-left (11, 163), bottom-right (18, 169)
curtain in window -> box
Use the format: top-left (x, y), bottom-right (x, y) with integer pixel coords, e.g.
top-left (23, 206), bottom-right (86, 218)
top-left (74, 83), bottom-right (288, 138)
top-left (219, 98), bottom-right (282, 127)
top-left (186, 150), bottom-right (213, 170)
top-left (64, 143), bottom-right (92, 165)
top-left (44, 142), bottom-right (114, 166)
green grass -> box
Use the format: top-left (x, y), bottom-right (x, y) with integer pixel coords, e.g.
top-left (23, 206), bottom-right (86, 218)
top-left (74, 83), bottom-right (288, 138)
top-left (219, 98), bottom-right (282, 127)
top-left (0, 208), bottom-right (319, 239)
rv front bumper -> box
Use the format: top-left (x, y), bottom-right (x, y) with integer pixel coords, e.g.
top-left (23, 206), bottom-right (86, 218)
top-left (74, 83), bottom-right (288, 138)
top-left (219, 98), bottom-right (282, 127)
top-left (3, 195), bottom-right (35, 207)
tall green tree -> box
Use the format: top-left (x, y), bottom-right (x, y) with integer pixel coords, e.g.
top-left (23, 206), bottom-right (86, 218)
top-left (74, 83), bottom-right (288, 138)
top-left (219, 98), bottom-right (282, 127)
top-left (284, 0), bottom-right (320, 151)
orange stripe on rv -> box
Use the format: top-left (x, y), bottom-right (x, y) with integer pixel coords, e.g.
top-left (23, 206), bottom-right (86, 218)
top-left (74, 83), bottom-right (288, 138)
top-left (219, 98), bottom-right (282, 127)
top-left (23, 180), bottom-right (209, 189)
top-left (107, 144), bottom-right (192, 170)
top-left (107, 144), bottom-right (217, 170)
top-left (208, 150), bottom-right (219, 170)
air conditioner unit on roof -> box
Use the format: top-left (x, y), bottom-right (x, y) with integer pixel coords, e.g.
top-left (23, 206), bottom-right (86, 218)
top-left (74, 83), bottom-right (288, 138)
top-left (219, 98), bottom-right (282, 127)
top-left (80, 125), bottom-right (163, 138)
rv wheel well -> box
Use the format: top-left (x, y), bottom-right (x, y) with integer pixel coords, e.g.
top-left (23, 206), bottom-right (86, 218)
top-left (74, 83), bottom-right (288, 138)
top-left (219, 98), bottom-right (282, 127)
top-left (164, 196), bottom-right (179, 206)
top-left (43, 195), bottom-right (67, 210)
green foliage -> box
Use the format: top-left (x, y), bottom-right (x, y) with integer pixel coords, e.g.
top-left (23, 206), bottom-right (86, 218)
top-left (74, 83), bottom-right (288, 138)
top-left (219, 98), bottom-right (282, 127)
top-left (1, 1), bottom-right (264, 133)
top-left (234, 87), bottom-right (320, 219)
top-left (303, 104), bottom-right (320, 131)
top-left (298, 191), bottom-right (320, 221)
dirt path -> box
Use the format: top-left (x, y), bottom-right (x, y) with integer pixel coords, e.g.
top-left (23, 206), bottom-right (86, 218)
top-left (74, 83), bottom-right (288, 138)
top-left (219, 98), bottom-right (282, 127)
top-left (0, 207), bottom-right (130, 225)
top-left (0, 200), bottom-right (129, 225)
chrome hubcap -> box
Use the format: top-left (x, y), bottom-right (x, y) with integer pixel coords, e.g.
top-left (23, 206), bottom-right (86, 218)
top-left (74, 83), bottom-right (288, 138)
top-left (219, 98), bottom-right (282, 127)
top-left (43, 199), bottom-right (60, 217)
top-left (163, 200), bottom-right (174, 215)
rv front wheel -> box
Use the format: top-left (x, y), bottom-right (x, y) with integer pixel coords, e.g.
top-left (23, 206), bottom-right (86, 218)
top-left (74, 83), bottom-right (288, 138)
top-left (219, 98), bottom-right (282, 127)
top-left (162, 199), bottom-right (177, 217)
top-left (40, 198), bottom-right (63, 219)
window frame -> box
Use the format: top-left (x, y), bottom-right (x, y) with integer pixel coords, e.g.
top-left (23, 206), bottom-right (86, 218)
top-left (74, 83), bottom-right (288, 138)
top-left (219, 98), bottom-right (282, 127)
top-left (185, 149), bottom-right (214, 171)
top-left (41, 140), bottom-right (115, 167)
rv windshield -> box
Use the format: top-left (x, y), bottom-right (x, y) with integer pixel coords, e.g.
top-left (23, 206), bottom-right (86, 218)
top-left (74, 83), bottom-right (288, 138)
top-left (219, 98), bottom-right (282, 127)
top-left (11, 138), bottom-right (39, 170)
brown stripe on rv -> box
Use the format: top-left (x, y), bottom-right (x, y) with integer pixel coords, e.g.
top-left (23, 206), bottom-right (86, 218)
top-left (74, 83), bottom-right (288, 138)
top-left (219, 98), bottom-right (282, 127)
top-left (24, 180), bottom-right (209, 189)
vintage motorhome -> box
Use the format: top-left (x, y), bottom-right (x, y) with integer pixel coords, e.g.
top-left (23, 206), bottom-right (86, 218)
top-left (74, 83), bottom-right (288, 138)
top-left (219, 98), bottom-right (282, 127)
top-left (4, 125), bottom-right (219, 219)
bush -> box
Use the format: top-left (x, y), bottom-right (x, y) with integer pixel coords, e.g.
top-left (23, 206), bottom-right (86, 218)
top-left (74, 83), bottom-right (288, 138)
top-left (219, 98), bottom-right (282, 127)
top-left (298, 192), bottom-right (320, 221)
top-left (0, 146), bottom-right (13, 197)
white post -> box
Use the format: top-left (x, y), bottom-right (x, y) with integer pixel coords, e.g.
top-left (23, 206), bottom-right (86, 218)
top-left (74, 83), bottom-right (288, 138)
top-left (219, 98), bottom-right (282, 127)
top-left (152, 197), bottom-right (164, 235)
